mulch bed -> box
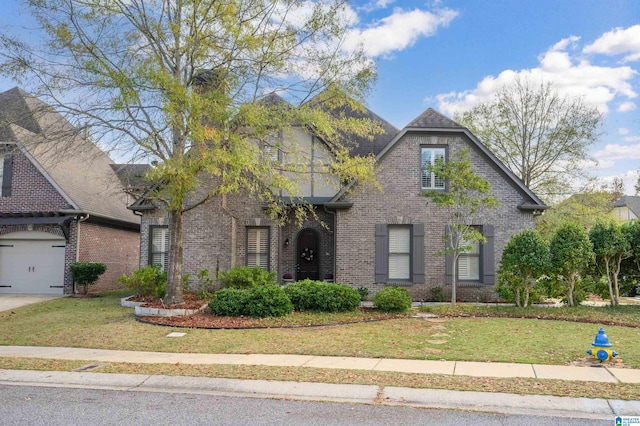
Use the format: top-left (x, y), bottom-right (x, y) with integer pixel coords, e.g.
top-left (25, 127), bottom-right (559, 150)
top-left (138, 306), bottom-right (408, 329)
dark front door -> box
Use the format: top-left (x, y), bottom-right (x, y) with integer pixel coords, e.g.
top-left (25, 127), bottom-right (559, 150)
top-left (297, 229), bottom-right (319, 281)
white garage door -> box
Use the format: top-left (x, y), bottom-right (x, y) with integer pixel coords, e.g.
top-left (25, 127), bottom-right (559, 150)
top-left (0, 231), bottom-right (66, 295)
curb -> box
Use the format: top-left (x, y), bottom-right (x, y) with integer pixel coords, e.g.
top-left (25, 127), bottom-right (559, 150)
top-left (1, 369), bottom-right (639, 420)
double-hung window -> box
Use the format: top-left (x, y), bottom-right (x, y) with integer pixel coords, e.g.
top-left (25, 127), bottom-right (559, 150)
top-left (421, 147), bottom-right (446, 191)
top-left (149, 226), bottom-right (170, 272)
top-left (388, 226), bottom-right (411, 280)
top-left (458, 236), bottom-right (481, 281)
top-left (0, 156), bottom-right (4, 193)
top-left (247, 227), bottom-right (270, 270)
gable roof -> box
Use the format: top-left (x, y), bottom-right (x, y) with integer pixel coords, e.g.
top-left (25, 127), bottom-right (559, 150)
top-left (331, 108), bottom-right (548, 212)
top-left (614, 195), bottom-right (640, 216)
top-left (0, 87), bottom-right (140, 226)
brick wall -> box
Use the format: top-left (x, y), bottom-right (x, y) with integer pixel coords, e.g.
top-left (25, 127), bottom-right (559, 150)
top-left (0, 151), bottom-right (69, 213)
top-left (335, 132), bottom-right (536, 301)
top-left (78, 220), bottom-right (140, 292)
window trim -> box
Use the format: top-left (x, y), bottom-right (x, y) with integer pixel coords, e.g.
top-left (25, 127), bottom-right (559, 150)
top-left (1, 155), bottom-right (12, 197)
top-left (420, 145), bottom-right (447, 192)
top-left (445, 224), bottom-right (495, 285)
top-left (148, 225), bottom-right (169, 272)
top-left (246, 226), bottom-right (271, 271)
top-left (375, 223), bottom-right (424, 284)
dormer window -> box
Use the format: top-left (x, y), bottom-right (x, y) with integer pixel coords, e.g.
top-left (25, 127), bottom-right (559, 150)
top-left (421, 146), bottom-right (446, 191)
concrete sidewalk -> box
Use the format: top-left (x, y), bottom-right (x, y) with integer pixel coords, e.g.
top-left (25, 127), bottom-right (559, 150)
top-left (2, 346), bottom-right (640, 419)
top-left (1, 345), bottom-right (640, 383)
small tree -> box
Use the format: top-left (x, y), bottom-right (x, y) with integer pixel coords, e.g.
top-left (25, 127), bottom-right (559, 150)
top-left (423, 148), bottom-right (498, 304)
top-left (70, 262), bottom-right (106, 295)
top-left (549, 222), bottom-right (594, 307)
top-left (498, 230), bottom-right (550, 307)
top-left (589, 220), bottom-right (631, 306)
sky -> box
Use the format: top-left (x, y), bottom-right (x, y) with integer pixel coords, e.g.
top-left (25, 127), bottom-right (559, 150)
top-left (1, 0), bottom-right (639, 195)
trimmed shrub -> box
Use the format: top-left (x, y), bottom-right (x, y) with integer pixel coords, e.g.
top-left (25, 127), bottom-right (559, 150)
top-left (208, 288), bottom-right (249, 317)
top-left (244, 285), bottom-right (293, 318)
top-left (70, 262), bottom-right (106, 295)
top-left (372, 286), bottom-right (412, 313)
top-left (284, 279), bottom-right (360, 313)
top-left (117, 265), bottom-right (167, 298)
top-left (209, 285), bottom-right (293, 318)
top-left (219, 266), bottom-right (277, 289)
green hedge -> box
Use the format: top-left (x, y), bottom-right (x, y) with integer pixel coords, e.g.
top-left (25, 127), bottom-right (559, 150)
top-left (284, 279), bottom-right (360, 313)
top-left (117, 265), bottom-right (167, 298)
top-left (372, 286), bottom-right (412, 313)
top-left (209, 285), bottom-right (292, 318)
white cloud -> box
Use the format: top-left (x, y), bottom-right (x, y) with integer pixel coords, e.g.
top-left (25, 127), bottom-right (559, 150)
top-left (619, 128), bottom-right (630, 135)
top-left (593, 143), bottom-right (640, 161)
top-left (360, 0), bottom-right (396, 12)
top-left (436, 35), bottom-right (638, 116)
top-left (624, 136), bottom-right (640, 142)
top-left (343, 8), bottom-right (458, 57)
top-left (618, 101), bottom-right (637, 112)
top-left (584, 25), bottom-right (640, 63)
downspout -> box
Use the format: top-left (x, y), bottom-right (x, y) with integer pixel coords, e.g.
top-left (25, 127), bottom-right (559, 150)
top-left (323, 205), bottom-right (337, 279)
top-left (221, 193), bottom-right (237, 268)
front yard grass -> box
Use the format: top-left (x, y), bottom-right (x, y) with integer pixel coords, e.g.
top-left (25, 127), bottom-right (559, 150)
top-left (2, 291), bottom-right (640, 400)
top-left (2, 291), bottom-right (639, 368)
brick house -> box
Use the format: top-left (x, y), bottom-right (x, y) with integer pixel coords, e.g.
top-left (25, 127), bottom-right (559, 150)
top-left (131, 102), bottom-right (547, 301)
top-left (0, 87), bottom-right (141, 294)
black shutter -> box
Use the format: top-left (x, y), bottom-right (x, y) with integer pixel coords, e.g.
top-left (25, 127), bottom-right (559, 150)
top-left (2, 156), bottom-right (13, 197)
top-left (482, 224), bottom-right (495, 285)
top-left (412, 223), bottom-right (425, 283)
top-left (374, 224), bottom-right (388, 283)
top-left (444, 225), bottom-right (453, 285)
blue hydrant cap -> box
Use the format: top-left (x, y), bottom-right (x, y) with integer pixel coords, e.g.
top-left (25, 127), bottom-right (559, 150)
top-left (592, 327), bottom-right (612, 347)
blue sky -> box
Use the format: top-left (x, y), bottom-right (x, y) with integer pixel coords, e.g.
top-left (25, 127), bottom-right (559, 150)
top-left (1, 0), bottom-right (639, 194)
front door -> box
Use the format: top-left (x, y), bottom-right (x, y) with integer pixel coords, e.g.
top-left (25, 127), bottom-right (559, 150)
top-left (296, 229), bottom-right (319, 281)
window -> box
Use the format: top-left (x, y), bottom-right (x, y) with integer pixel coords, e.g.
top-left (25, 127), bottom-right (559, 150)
top-left (445, 224), bottom-right (495, 285)
top-left (375, 224), bottom-right (424, 284)
top-left (0, 155), bottom-right (11, 197)
top-left (458, 236), bottom-right (480, 281)
top-left (421, 147), bottom-right (446, 190)
top-left (388, 226), bottom-right (411, 280)
top-left (0, 157), bottom-right (4, 192)
top-left (262, 132), bottom-right (280, 162)
top-left (247, 227), bottom-right (270, 270)
top-left (149, 226), bottom-right (169, 272)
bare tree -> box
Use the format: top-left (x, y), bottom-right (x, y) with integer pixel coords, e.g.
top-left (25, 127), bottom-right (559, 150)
top-left (456, 77), bottom-right (603, 202)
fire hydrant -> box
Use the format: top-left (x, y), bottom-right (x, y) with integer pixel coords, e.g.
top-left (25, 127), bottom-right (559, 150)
top-left (586, 328), bottom-right (618, 362)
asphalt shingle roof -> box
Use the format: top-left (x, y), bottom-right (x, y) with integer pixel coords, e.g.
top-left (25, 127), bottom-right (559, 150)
top-left (614, 195), bottom-right (640, 217)
top-left (0, 87), bottom-right (140, 225)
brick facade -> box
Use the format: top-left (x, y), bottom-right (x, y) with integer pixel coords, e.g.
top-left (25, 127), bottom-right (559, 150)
top-left (334, 132), bottom-right (536, 301)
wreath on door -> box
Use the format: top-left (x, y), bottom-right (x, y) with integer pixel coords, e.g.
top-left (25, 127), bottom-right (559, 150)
top-left (301, 247), bottom-right (314, 262)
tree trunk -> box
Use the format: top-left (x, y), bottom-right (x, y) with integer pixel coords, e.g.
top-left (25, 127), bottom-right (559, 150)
top-left (612, 257), bottom-right (621, 307)
top-left (524, 288), bottom-right (530, 308)
top-left (604, 258), bottom-right (616, 307)
top-left (567, 274), bottom-right (575, 307)
top-left (515, 288), bottom-right (521, 307)
top-left (451, 254), bottom-right (457, 305)
top-left (164, 209), bottom-right (184, 305)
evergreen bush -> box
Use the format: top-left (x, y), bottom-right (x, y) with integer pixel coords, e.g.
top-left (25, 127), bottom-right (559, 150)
top-left (284, 279), bottom-right (360, 312)
top-left (219, 266), bottom-right (277, 289)
top-left (372, 286), bottom-right (412, 313)
top-left (70, 262), bottom-right (106, 295)
top-left (117, 265), bottom-right (167, 298)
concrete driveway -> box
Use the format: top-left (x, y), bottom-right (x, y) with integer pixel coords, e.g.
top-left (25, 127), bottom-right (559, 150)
top-left (0, 295), bottom-right (63, 312)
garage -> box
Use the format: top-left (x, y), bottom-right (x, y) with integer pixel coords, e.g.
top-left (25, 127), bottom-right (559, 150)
top-left (0, 231), bottom-right (66, 295)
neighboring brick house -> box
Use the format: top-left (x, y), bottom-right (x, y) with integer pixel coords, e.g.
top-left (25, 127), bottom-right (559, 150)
top-left (131, 101), bottom-right (547, 301)
top-left (0, 87), bottom-right (141, 294)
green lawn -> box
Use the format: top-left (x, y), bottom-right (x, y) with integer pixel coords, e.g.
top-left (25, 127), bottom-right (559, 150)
top-left (2, 291), bottom-right (639, 368)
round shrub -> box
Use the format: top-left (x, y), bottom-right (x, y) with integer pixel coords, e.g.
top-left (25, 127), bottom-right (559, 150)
top-left (118, 265), bottom-right (167, 298)
top-left (209, 288), bottom-right (249, 317)
top-left (284, 280), bottom-right (360, 312)
top-left (372, 286), bottom-right (412, 313)
top-left (244, 285), bottom-right (293, 318)
top-left (219, 266), bottom-right (277, 289)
